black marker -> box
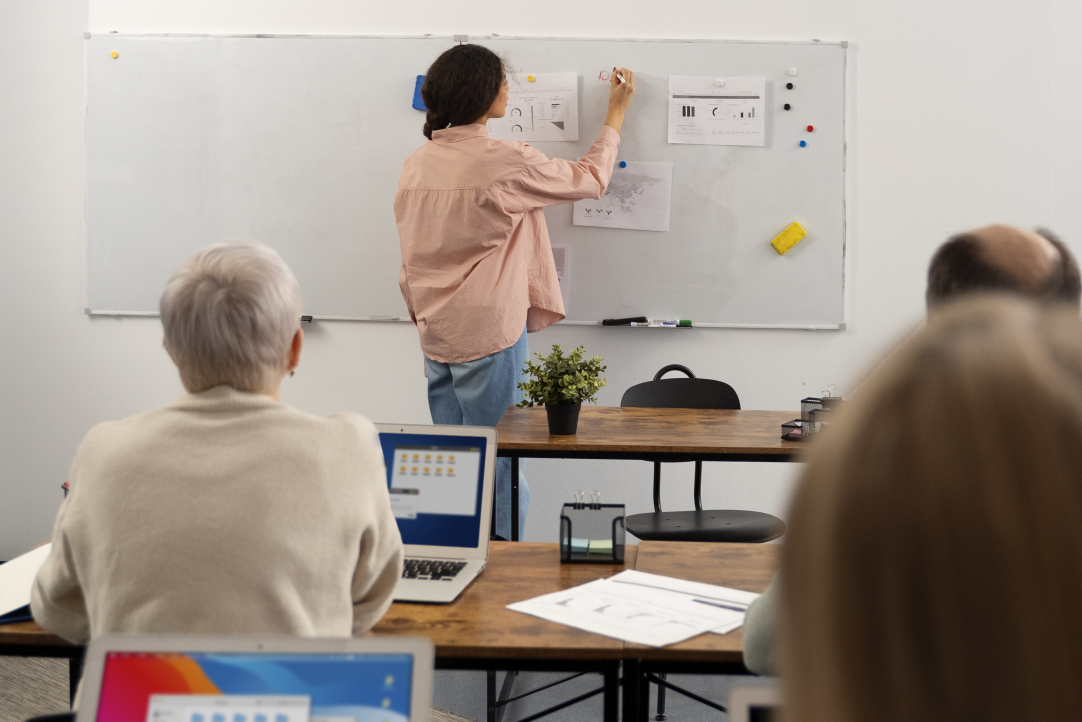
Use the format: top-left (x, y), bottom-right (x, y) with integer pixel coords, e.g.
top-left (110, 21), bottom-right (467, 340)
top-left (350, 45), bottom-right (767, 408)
top-left (601, 316), bottom-right (648, 326)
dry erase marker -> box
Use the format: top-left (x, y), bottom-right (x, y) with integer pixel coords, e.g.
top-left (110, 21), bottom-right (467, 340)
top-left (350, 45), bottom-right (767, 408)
top-left (615, 68), bottom-right (626, 84)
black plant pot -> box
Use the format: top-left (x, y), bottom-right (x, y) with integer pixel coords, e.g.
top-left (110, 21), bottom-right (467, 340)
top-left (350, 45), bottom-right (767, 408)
top-left (545, 403), bottom-right (582, 435)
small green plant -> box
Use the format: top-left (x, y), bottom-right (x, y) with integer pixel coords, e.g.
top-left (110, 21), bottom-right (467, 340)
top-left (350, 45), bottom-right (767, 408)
top-left (518, 344), bottom-right (607, 407)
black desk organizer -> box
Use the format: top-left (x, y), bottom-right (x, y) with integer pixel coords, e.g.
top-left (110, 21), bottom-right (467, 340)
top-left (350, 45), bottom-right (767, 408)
top-left (782, 396), bottom-right (844, 441)
top-left (559, 503), bottom-right (626, 564)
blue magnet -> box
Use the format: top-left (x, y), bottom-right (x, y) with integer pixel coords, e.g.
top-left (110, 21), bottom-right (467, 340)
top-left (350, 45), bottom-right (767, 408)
top-left (619, 161), bottom-right (627, 168)
top-left (412, 75), bottom-right (427, 111)
top-left (799, 140), bottom-right (807, 147)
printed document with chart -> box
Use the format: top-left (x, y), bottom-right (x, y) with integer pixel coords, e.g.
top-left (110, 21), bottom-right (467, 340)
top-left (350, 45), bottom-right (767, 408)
top-left (573, 161), bottom-right (673, 232)
top-left (668, 76), bottom-right (766, 146)
top-left (487, 73), bottom-right (578, 142)
top-left (507, 569), bottom-right (759, 647)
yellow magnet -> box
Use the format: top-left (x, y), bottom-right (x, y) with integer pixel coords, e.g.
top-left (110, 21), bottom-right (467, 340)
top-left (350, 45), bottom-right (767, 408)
top-left (526, 74), bottom-right (535, 82)
top-left (771, 222), bottom-right (807, 255)
top-left (110, 51), bottom-right (119, 58)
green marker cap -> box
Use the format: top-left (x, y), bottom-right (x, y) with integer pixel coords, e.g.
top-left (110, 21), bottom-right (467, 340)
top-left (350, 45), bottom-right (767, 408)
top-left (678, 320), bottom-right (692, 326)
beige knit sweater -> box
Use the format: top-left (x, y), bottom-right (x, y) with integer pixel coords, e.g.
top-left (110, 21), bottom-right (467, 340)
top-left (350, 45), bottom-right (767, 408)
top-left (31, 386), bottom-right (403, 644)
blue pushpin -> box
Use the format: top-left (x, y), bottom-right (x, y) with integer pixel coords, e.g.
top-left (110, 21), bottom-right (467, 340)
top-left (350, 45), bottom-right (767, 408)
top-left (619, 160), bottom-right (627, 168)
top-left (799, 140), bottom-right (807, 147)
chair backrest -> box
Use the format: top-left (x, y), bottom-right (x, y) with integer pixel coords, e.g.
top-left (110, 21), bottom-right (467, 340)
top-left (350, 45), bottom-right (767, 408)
top-left (620, 364), bottom-right (741, 410)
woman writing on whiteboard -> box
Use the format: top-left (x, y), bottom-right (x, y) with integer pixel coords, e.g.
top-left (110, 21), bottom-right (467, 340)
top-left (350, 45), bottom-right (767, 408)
top-left (395, 44), bottom-right (635, 539)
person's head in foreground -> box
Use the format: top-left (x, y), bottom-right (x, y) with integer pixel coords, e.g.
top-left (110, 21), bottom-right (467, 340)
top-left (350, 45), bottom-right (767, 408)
top-left (927, 224), bottom-right (1081, 310)
top-left (161, 239), bottom-right (303, 397)
top-left (782, 295), bottom-right (1082, 721)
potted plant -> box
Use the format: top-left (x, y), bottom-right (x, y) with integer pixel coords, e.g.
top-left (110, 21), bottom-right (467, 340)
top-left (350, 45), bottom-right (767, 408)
top-left (517, 344), bottom-right (607, 435)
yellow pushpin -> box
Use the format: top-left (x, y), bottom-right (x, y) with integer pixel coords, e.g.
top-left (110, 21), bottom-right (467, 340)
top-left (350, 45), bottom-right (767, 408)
top-left (526, 74), bottom-right (535, 82)
top-left (110, 51), bottom-right (119, 58)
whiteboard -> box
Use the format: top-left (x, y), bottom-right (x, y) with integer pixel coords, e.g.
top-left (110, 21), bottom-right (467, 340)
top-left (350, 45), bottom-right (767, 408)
top-left (86, 35), bottom-right (847, 328)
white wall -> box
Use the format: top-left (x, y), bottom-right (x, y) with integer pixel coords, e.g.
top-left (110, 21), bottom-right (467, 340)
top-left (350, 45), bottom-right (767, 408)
top-left (2, 0), bottom-right (1079, 557)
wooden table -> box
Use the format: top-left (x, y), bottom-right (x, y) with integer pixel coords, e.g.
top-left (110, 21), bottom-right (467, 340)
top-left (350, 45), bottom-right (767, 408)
top-left (0, 544), bottom-right (635, 722)
top-left (0, 541), bottom-right (779, 722)
top-left (375, 542), bottom-right (634, 722)
top-left (496, 406), bottom-right (802, 539)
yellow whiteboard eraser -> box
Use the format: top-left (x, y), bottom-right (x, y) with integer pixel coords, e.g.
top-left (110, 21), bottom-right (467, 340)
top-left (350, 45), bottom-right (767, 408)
top-left (771, 222), bottom-right (807, 255)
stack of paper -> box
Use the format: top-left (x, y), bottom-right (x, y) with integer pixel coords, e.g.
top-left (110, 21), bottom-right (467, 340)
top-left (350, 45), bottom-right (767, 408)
top-left (0, 543), bottom-right (52, 620)
top-left (507, 569), bottom-right (759, 647)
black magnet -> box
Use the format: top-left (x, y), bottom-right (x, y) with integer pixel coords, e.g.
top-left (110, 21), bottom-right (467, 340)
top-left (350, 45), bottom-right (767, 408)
top-left (786, 82), bottom-right (793, 90)
top-left (783, 103), bottom-right (791, 110)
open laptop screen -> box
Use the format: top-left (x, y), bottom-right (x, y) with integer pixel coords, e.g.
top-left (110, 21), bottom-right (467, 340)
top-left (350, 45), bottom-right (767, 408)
top-left (94, 651), bottom-right (413, 722)
top-left (378, 433), bottom-right (488, 548)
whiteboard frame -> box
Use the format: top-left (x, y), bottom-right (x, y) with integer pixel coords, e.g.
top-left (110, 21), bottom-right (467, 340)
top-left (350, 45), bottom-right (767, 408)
top-left (83, 33), bottom-right (850, 331)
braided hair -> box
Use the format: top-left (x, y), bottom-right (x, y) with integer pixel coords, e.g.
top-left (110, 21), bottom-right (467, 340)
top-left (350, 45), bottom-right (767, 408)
top-left (421, 44), bottom-right (506, 140)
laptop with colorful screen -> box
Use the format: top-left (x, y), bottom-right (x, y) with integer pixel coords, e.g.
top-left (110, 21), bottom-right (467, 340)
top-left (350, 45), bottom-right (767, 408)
top-left (75, 635), bottom-right (433, 722)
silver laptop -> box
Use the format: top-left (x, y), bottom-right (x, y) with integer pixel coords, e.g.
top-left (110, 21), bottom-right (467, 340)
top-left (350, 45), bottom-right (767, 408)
top-left (376, 423), bottom-right (496, 604)
top-left (75, 634), bottom-right (434, 722)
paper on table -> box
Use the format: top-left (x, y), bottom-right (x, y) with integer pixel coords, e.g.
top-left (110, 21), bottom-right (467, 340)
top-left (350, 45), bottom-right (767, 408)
top-left (572, 161), bottom-right (673, 232)
top-left (668, 76), bottom-right (766, 147)
top-left (0, 543), bottom-right (52, 617)
top-left (488, 73), bottom-right (579, 142)
top-left (606, 569), bottom-right (760, 635)
top-left (507, 569), bottom-right (757, 647)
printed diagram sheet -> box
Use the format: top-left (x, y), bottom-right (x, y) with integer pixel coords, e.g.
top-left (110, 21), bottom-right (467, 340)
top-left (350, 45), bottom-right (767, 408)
top-left (573, 161), bottom-right (673, 232)
top-left (551, 246), bottom-right (570, 310)
top-left (668, 76), bottom-right (766, 147)
top-left (507, 569), bottom-right (759, 647)
top-left (487, 73), bottom-right (579, 142)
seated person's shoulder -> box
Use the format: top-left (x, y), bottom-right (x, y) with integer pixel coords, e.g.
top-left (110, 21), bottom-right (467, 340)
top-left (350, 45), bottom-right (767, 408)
top-left (277, 406), bottom-right (378, 442)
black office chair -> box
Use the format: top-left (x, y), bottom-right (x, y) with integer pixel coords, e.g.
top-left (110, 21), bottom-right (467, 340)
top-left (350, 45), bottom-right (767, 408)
top-left (622, 365), bottom-right (785, 721)
top-left (620, 364), bottom-right (785, 544)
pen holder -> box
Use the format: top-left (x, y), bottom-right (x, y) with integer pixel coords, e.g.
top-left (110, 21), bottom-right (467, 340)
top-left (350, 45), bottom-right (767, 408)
top-left (560, 503), bottom-right (626, 564)
top-left (800, 396), bottom-right (822, 437)
top-left (799, 396), bottom-right (844, 440)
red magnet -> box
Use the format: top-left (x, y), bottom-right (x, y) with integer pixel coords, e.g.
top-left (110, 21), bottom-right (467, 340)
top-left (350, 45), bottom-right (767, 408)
top-left (806, 125), bottom-right (814, 132)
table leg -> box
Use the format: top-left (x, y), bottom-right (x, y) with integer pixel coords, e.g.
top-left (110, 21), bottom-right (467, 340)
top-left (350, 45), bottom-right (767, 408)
top-left (511, 455), bottom-right (520, 542)
top-left (487, 670), bottom-right (497, 722)
top-left (622, 659), bottom-right (647, 722)
top-left (603, 663), bottom-right (620, 722)
top-left (69, 656), bottom-right (83, 707)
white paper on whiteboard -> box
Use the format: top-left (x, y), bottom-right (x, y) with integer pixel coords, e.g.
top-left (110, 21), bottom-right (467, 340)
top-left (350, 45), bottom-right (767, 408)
top-left (551, 245), bottom-right (570, 311)
top-left (488, 73), bottom-right (579, 142)
top-left (668, 76), bottom-right (766, 147)
top-left (0, 543), bottom-right (52, 616)
top-left (573, 161), bottom-right (673, 232)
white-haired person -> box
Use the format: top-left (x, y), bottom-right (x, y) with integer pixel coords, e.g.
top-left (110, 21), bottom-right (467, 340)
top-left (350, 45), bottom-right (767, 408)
top-left (32, 240), bottom-right (403, 642)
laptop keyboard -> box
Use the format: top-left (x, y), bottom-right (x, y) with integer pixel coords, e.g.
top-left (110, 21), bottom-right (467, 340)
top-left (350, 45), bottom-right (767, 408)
top-left (403, 559), bottom-right (467, 581)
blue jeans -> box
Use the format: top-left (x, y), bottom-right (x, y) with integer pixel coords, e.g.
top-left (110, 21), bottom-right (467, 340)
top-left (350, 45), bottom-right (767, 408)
top-left (425, 328), bottom-right (530, 540)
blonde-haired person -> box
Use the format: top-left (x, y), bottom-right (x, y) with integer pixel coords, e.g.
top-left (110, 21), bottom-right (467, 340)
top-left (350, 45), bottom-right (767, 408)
top-left (781, 295), bottom-right (1082, 721)
top-left (32, 240), bottom-right (403, 643)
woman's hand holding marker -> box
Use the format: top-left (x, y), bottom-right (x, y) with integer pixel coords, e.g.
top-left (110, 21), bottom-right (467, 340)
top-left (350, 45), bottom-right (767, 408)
top-left (605, 67), bottom-right (635, 133)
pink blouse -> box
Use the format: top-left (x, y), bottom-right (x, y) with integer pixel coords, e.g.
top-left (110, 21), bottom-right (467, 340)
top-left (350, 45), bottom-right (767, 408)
top-left (395, 124), bottom-right (620, 364)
